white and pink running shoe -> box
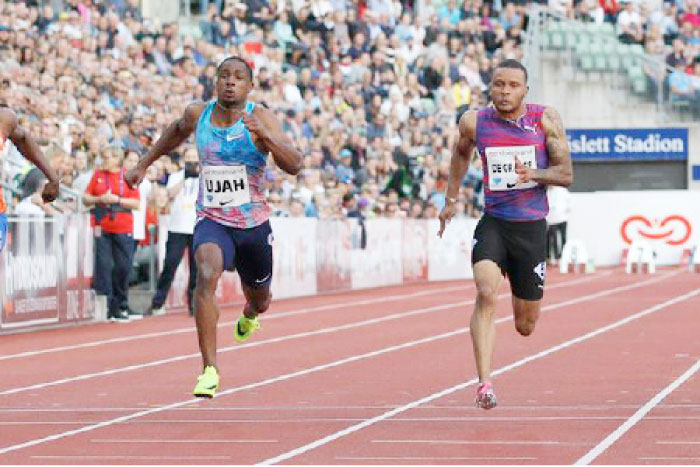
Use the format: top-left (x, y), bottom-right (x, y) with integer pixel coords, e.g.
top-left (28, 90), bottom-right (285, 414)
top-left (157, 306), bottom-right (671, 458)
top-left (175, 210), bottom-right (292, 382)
top-left (475, 381), bottom-right (498, 410)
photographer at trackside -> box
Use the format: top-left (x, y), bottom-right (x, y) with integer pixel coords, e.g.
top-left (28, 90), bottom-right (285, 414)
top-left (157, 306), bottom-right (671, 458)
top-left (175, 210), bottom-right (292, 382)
top-left (83, 146), bottom-right (140, 322)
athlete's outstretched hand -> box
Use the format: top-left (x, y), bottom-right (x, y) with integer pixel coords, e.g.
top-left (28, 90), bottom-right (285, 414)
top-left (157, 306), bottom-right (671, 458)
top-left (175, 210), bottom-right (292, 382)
top-left (438, 202), bottom-right (457, 238)
top-left (124, 166), bottom-right (146, 189)
top-left (242, 113), bottom-right (268, 140)
top-left (514, 157), bottom-right (534, 185)
top-left (41, 180), bottom-right (59, 203)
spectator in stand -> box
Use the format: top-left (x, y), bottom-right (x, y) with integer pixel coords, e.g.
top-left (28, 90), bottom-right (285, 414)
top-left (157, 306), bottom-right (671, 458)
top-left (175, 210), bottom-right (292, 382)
top-left (616, 0), bottom-right (644, 44)
top-left (15, 172), bottom-right (60, 217)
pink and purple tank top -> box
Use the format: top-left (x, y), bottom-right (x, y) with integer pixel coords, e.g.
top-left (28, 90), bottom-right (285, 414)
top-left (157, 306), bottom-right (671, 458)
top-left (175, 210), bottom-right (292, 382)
top-left (475, 104), bottom-right (550, 222)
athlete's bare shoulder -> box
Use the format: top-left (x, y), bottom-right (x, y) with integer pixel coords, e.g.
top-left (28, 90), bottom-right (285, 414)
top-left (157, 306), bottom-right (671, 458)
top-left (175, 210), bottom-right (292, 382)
top-left (178, 101), bottom-right (207, 134)
top-left (183, 101), bottom-right (207, 123)
top-left (541, 106), bottom-right (566, 136)
top-left (458, 109), bottom-right (478, 142)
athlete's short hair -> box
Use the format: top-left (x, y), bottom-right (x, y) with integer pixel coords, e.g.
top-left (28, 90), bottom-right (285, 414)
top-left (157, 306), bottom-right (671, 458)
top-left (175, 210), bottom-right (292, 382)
top-left (216, 56), bottom-right (253, 81)
top-left (494, 59), bottom-right (528, 83)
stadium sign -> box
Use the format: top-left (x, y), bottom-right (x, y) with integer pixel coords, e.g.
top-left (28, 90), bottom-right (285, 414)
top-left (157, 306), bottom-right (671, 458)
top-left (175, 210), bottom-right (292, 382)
top-left (566, 128), bottom-right (688, 161)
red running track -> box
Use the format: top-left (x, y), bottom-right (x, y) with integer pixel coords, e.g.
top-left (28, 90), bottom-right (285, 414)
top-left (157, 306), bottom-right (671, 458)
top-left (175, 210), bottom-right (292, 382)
top-left (0, 268), bottom-right (698, 464)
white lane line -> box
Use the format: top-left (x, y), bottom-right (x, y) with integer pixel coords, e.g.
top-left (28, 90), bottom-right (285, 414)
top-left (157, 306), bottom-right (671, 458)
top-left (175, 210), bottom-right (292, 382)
top-left (0, 272), bottom-right (613, 397)
top-left (639, 457), bottom-right (700, 461)
top-left (0, 416), bottom-right (629, 425)
top-left (0, 403), bottom-right (672, 412)
top-left (372, 440), bottom-right (592, 446)
top-left (32, 455), bottom-right (231, 460)
top-left (0, 272), bottom-right (667, 456)
top-left (0, 283), bottom-right (476, 362)
top-left (576, 357), bottom-right (700, 465)
top-left (2, 272), bottom-right (611, 363)
top-left (335, 456), bottom-right (538, 461)
top-left (90, 439), bottom-right (277, 443)
top-left (258, 285), bottom-right (699, 465)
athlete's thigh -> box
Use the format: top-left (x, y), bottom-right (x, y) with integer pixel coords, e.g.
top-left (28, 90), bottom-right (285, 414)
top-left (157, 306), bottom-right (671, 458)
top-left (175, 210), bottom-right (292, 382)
top-left (233, 220), bottom-right (273, 289)
top-left (512, 294), bottom-right (542, 324)
top-left (472, 214), bottom-right (508, 276)
top-left (193, 217), bottom-right (233, 275)
top-left (504, 219), bottom-right (547, 301)
top-left (473, 259), bottom-right (505, 296)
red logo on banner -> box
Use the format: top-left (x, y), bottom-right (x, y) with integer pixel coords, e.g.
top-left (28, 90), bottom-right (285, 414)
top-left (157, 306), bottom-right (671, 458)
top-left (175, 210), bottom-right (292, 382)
top-left (620, 215), bottom-right (692, 246)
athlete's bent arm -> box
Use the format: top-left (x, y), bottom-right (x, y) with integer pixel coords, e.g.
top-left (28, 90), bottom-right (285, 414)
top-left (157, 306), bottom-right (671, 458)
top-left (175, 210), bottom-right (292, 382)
top-left (516, 107), bottom-right (573, 187)
top-left (0, 109), bottom-right (60, 202)
top-left (124, 102), bottom-right (203, 188)
top-left (438, 110), bottom-right (477, 238)
top-left (244, 106), bottom-right (302, 175)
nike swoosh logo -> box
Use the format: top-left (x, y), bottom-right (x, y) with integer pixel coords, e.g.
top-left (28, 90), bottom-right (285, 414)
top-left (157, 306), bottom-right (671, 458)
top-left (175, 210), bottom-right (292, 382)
top-left (537, 285), bottom-right (544, 289)
top-left (226, 133), bottom-right (244, 142)
top-left (219, 199), bottom-right (235, 206)
top-left (506, 183), bottom-right (517, 189)
top-left (205, 384), bottom-right (217, 390)
top-left (255, 273), bottom-right (271, 284)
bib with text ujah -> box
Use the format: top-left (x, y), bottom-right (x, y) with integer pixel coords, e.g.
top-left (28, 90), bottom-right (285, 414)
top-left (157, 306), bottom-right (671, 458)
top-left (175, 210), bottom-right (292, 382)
top-left (485, 145), bottom-right (538, 191)
top-left (201, 165), bottom-right (251, 208)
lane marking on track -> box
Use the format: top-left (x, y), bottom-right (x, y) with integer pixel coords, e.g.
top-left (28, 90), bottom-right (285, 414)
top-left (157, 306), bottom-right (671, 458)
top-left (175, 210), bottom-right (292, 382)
top-left (372, 440), bottom-right (594, 446)
top-left (31, 455), bottom-right (231, 460)
top-left (258, 284), bottom-right (699, 465)
top-left (0, 283), bottom-right (478, 362)
top-left (0, 272), bottom-right (615, 397)
top-left (90, 439), bottom-right (277, 443)
top-left (639, 457), bottom-right (700, 461)
top-left (656, 441), bottom-right (700, 445)
top-left (0, 416), bottom-right (631, 425)
top-left (2, 271), bottom-right (613, 364)
top-left (0, 271), bottom-right (674, 456)
top-left (335, 456), bottom-right (538, 461)
top-left (576, 357), bottom-right (700, 465)
top-left (4, 402), bottom-right (691, 412)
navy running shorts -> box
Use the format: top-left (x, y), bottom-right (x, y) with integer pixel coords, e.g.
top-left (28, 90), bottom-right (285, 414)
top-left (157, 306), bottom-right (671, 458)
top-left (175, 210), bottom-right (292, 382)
top-left (193, 217), bottom-right (273, 289)
top-left (471, 213), bottom-right (547, 300)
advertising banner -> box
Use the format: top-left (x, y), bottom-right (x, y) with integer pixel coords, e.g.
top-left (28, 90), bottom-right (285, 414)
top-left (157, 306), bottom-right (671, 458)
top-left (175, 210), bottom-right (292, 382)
top-left (567, 128), bottom-right (688, 161)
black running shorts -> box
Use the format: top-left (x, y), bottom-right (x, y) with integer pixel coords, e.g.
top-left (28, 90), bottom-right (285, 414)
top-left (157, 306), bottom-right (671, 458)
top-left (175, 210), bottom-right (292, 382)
top-left (471, 213), bottom-right (547, 300)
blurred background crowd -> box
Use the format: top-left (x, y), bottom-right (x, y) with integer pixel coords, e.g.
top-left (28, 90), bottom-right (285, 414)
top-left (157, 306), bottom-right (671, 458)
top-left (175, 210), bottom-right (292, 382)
top-left (0, 0), bottom-right (696, 224)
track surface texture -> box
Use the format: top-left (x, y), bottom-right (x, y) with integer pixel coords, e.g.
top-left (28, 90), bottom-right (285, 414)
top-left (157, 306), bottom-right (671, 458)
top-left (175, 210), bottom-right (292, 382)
top-left (1, 267), bottom-right (698, 465)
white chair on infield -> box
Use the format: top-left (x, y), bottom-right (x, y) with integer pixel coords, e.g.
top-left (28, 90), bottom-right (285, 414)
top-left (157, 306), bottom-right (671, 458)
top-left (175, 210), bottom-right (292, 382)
top-left (560, 239), bottom-right (589, 273)
top-left (688, 244), bottom-right (700, 272)
top-left (625, 240), bottom-right (656, 274)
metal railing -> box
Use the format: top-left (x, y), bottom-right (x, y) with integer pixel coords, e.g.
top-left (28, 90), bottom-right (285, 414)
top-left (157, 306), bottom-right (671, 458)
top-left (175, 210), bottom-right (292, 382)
top-left (524, 6), bottom-right (699, 124)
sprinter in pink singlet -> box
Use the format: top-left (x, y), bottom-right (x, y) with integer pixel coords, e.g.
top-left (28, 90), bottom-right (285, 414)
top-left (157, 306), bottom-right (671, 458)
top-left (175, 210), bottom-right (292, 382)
top-left (438, 60), bottom-right (573, 409)
top-left (125, 57), bottom-right (302, 397)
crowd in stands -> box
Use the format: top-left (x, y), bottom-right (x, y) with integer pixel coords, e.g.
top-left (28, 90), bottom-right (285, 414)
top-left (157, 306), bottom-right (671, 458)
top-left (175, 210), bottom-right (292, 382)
top-left (0, 0), bottom-right (697, 225)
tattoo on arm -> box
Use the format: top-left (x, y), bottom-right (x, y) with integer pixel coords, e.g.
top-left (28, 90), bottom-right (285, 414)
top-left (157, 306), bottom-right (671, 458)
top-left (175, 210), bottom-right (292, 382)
top-left (535, 108), bottom-right (573, 187)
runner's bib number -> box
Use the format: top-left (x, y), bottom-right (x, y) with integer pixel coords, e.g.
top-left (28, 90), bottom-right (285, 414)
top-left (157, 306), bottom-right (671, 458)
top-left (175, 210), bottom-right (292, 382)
top-left (201, 165), bottom-right (251, 208)
top-left (485, 145), bottom-right (538, 191)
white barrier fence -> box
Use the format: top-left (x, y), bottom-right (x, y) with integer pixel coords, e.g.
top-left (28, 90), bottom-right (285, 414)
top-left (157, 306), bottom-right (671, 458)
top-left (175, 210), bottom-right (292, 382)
top-left (3, 190), bottom-right (696, 331)
top-left (162, 217), bottom-right (479, 309)
top-left (0, 214), bottom-right (95, 332)
top-left (567, 190), bottom-right (700, 266)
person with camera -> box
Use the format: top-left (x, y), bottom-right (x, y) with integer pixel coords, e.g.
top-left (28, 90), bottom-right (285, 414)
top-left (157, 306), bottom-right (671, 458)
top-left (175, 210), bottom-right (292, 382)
top-left (83, 145), bottom-right (140, 322)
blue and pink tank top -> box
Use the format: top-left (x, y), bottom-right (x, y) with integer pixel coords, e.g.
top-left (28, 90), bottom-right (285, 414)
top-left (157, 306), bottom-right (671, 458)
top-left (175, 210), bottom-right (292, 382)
top-left (195, 100), bottom-right (270, 229)
top-left (475, 104), bottom-right (550, 222)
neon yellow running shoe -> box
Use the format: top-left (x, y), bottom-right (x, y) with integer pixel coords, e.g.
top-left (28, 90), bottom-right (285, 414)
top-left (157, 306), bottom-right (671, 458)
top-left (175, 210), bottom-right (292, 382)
top-left (193, 365), bottom-right (219, 398)
top-left (234, 315), bottom-right (261, 343)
